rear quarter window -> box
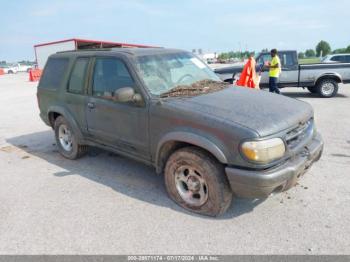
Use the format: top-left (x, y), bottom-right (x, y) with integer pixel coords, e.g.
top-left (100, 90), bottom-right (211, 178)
top-left (39, 57), bottom-right (69, 89)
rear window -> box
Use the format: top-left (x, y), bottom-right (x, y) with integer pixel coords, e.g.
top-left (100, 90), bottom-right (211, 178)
top-left (39, 57), bottom-right (69, 89)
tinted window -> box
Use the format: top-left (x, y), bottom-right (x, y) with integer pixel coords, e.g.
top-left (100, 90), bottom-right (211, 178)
top-left (92, 58), bottom-right (134, 99)
top-left (39, 58), bottom-right (69, 89)
top-left (338, 56), bottom-right (345, 62)
top-left (330, 56), bottom-right (341, 62)
top-left (68, 58), bottom-right (89, 94)
top-left (336, 56), bottom-right (350, 63)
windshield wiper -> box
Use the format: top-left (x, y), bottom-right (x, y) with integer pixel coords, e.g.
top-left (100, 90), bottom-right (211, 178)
top-left (159, 79), bottom-right (229, 98)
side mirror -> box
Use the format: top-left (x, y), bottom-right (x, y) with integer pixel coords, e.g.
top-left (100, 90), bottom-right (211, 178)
top-left (114, 87), bottom-right (142, 103)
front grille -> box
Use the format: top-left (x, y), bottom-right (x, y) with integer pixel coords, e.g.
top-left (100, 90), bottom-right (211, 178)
top-left (285, 120), bottom-right (313, 149)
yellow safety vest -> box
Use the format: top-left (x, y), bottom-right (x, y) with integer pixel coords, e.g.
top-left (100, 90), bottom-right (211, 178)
top-left (269, 56), bottom-right (281, 78)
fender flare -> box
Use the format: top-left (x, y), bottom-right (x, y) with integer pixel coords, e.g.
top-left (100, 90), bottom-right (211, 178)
top-left (155, 131), bottom-right (228, 173)
top-left (47, 106), bottom-right (84, 143)
top-left (314, 72), bottom-right (342, 85)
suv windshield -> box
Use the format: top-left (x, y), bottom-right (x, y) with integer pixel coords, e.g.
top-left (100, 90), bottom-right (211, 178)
top-left (135, 52), bottom-right (223, 96)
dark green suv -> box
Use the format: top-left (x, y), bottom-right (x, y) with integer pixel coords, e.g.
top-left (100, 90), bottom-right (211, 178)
top-left (37, 48), bottom-right (323, 216)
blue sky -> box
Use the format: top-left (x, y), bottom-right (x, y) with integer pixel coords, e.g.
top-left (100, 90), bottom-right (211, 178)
top-left (1, 0), bottom-right (349, 61)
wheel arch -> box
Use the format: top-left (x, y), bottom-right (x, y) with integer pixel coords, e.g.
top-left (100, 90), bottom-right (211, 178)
top-left (155, 132), bottom-right (228, 174)
top-left (47, 106), bottom-right (84, 143)
top-left (315, 73), bottom-right (342, 86)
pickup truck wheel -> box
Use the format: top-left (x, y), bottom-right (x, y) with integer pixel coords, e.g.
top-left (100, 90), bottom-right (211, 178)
top-left (54, 116), bottom-right (88, 160)
top-left (307, 87), bottom-right (317, 93)
top-left (164, 147), bottom-right (232, 216)
top-left (316, 79), bottom-right (338, 98)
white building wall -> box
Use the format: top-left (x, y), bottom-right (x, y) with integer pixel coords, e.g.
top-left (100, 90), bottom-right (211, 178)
top-left (35, 40), bottom-right (75, 69)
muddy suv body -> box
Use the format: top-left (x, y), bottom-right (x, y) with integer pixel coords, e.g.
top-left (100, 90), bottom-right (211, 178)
top-left (37, 48), bottom-right (323, 216)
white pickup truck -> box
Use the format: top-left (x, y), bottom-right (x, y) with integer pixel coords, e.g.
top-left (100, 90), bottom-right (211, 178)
top-left (0, 64), bottom-right (18, 74)
top-left (14, 63), bottom-right (33, 72)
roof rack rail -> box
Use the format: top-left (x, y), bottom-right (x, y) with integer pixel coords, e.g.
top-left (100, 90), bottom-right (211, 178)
top-left (56, 48), bottom-right (112, 54)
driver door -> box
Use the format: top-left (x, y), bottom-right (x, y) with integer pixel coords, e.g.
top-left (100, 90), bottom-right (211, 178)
top-left (85, 56), bottom-right (150, 160)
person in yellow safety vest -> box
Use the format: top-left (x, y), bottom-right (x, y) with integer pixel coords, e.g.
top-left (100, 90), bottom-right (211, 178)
top-left (266, 49), bottom-right (282, 94)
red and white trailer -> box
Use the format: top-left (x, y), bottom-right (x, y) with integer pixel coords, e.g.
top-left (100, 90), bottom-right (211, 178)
top-left (34, 38), bottom-right (156, 69)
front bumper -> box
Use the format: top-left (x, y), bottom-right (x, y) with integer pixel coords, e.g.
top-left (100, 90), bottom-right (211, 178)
top-left (225, 133), bottom-right (323, 198)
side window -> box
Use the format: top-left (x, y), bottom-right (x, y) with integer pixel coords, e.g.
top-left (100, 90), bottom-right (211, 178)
top-left (92, 57), bottom-right (134, 99)
top-left (338, 56), bottom-right (349, 63)
top-left (281, 53), bottom-right (295, 67)
top-left (330, 56), bottom-right (340, 62)
top-left (68, 58), bottom-right (89, 94)
top-left (39, 58), bottom-right (69, 89)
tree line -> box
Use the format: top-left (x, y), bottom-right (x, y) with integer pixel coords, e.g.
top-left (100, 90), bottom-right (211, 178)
top-left (218, 51), bottom-right (254, 61)
top-left (298, 40), bottom-right (350, 59)
top-left (218, 40), bottom-right (350, 60)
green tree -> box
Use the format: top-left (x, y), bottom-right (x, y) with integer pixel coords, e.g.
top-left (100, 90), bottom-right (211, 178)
top-left (218, 50), bottom-right (256, 61)
top-left (346, 45), bottom-right (350, 53)
top-left (305, 49), bottom-right (316, 57)
top-left (298, 52), bottom-right (305, 59)
top-left (218, 53), bottom-right (229, 60)
top-left (316, 40), bottom-right (331, 57)
top-left (332, 48), bottom-right (346, 54)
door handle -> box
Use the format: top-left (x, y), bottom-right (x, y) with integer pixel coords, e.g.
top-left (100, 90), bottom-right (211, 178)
top-left (87, 102), bottom-right (95, 109)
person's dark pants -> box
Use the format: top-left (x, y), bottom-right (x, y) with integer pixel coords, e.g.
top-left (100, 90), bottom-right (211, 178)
top-left (269, 77), bottom-right (280, 94)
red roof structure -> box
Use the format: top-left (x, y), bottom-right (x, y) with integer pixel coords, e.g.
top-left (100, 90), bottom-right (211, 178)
top-left (34, 38), bottom-right (157, 49)
top-left (34, 38), bottom-right (159, 68)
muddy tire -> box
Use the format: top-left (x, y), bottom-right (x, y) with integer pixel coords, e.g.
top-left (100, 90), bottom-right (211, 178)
top-left (54, 116), bottom-right (88, 160)
top-left (164, 147), bottom-right (232, 216)
top-left (316, 79), bottom-right (338, 98)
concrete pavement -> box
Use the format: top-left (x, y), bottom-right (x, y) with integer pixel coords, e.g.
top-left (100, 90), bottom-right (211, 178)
top-left (0, 73), bottom-right (349, 254)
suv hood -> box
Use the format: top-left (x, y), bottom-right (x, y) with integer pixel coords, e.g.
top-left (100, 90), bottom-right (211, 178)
top-left (167, 87), bottom-right (313, 137)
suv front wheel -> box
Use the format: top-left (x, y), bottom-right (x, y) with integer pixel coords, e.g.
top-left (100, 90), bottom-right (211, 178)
top-left (164, 147), bottom-right (232, 216)
top-left (54, 116), bottom-right (87, 159)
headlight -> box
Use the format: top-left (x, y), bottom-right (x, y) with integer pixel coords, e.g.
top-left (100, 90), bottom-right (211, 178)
top-left (241, 138), bottom-right (286, 163)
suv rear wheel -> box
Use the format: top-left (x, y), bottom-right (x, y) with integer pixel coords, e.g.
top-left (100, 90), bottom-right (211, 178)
top-left (54, 116), bottom-right (87, 159)
top-left (164, 147), bottom-right (232, 216)
top-left (316, 79), bottom-right (338, 98)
